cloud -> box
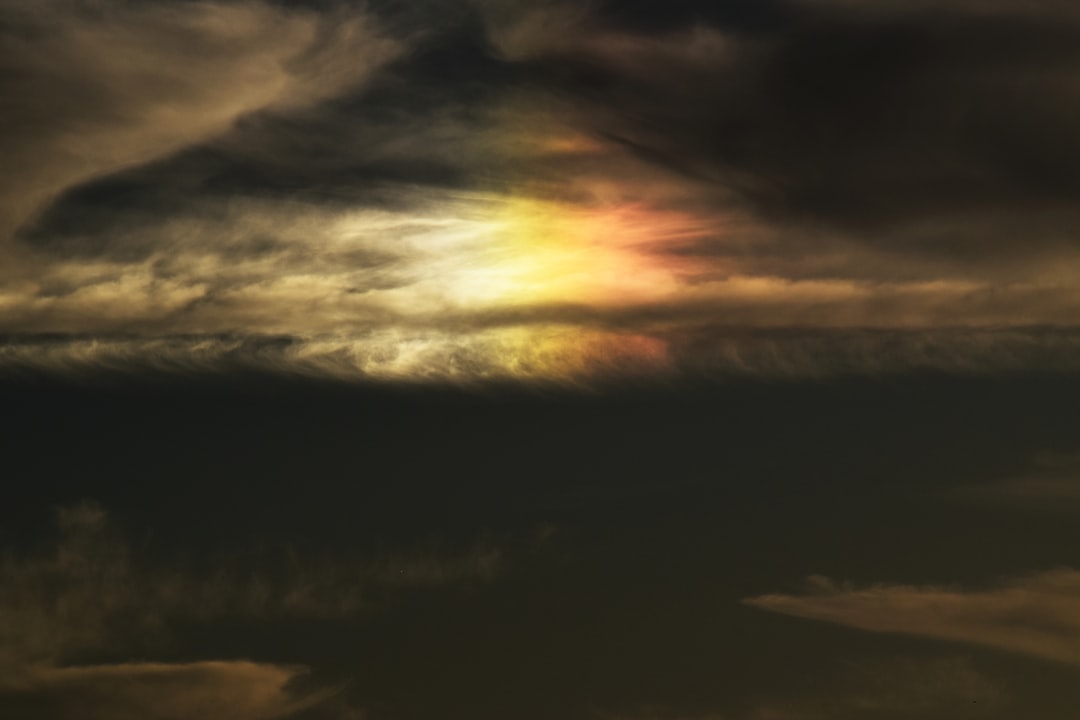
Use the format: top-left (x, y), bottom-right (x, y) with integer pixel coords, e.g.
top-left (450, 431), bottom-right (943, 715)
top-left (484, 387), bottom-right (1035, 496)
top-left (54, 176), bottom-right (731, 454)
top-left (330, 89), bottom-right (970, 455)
top-left (8, 326), bottom-right (1080, 385)
top-left (0, 661), bottom-right (328, 720)
top-left (5, 0), bottom-right (1080, 381)
top-left (0, 501), bottom-right (501, 718)
top-left (474, 0), bottom-right (593, 62)
top-left (7, 164), bottom-right (1080, 384)
top-left (0, 0), bottom-right (402, 250)
top-left (477, 0), bottom-right (1080, 278)
top-left (745, 570), bottom-right (1080, 667)
top-left (0, 502), bottom-right (503, 673)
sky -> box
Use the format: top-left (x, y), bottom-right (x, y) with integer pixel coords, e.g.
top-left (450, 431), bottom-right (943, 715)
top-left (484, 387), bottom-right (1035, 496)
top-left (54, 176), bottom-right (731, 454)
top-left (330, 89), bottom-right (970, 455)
top-left (3, 1), bottom-right (1080, 719)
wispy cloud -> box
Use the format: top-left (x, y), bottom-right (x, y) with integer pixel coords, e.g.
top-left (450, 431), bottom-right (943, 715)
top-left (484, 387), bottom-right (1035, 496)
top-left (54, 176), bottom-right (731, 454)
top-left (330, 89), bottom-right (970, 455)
top-left (745, 570), bottom-right (1080, 667)
top-left (0, 0), bottom-right (401, 247)
top-left (2, 661), bottom-right (331, 720)
top-left (0, 502), bottom-right (502, 718)
top-left (7, 326), bottom-right (1080, 385)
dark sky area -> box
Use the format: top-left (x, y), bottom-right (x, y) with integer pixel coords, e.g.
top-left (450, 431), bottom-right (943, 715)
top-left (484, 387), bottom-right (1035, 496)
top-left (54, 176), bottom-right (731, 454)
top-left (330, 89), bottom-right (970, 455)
top-left (3, 1), bottom-right (1080, 719)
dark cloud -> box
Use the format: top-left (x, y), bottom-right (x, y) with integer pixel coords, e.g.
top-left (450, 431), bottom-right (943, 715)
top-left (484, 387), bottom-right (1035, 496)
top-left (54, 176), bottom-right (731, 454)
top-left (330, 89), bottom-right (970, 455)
top-left (488, 0), bottom-right (1080, 272)
top-left (0, 502), bottom-right (343, 718)
top-left (6, 370), bottom-right (1080, 719)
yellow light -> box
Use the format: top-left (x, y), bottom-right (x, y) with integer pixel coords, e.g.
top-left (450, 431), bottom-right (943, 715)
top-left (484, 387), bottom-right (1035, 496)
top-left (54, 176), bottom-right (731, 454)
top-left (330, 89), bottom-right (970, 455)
top-left (440, 195), bottom-right (705, 309)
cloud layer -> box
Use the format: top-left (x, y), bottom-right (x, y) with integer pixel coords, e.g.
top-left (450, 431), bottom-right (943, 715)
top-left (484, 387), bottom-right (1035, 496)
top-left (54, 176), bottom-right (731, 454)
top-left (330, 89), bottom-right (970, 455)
top-left (7, 326), bottom-right (1080, 384)
top-left (4, 0), bottom-right (1080, 380)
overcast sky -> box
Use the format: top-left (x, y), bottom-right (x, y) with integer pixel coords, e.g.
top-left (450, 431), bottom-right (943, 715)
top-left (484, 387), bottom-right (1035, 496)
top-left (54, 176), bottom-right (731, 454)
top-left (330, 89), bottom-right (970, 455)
top-left (3, 1), bottom-right (1080, 719)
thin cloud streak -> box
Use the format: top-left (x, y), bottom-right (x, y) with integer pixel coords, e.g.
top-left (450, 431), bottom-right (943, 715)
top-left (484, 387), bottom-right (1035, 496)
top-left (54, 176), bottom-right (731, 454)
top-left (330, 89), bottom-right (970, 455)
top-left (7, 327), bottom-right (1080, 384)
top-left (745, 570), bottom-right (1080, 667)
top-left (0, 661), bottom-right (331, 720)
